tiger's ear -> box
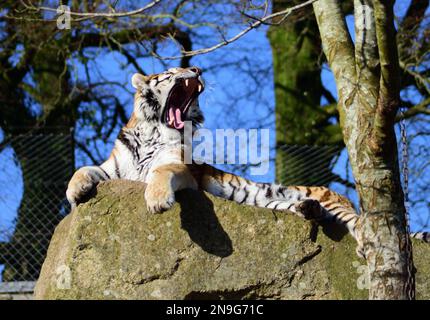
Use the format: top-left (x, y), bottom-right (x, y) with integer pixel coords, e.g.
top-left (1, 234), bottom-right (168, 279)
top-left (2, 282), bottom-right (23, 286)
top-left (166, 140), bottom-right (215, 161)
top-left (131, 73), bottom-right (148, 89)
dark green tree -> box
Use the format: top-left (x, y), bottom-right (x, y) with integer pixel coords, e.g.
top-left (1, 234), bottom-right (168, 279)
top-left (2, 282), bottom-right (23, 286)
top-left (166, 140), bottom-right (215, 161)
top-left (268, 0), bottom-right (353, 186)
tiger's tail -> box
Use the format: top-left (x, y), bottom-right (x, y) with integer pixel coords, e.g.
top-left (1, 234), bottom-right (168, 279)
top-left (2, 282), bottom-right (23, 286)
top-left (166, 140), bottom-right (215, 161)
top-left (195, 164), bottom-right (360, 239)
top-left (194, 164), bottom-right (430, 244)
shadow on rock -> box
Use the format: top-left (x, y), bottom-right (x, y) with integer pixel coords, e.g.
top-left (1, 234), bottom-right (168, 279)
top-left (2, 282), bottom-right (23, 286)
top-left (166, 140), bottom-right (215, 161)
top-left (176, 189), bottom-right (233, 257)
top-left (318, 220), bottom-right (349, 242)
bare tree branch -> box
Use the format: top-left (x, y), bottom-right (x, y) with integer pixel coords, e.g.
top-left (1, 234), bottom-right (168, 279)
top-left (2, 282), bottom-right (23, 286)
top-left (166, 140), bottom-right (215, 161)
top-left (313, 0), bottom-right (356, 104)
top-left (397, 97), bottom-right (430, 121)
top-left (354, 0), bottom-right (379, 89)
top-left (157, 0), bottom-right (318, 60)
top-left (26, 0), bottom-right (162, 21)
top-left (398, 0), bottom-right (429, 61)
top-left (371, 0), bottom-right (402, 152)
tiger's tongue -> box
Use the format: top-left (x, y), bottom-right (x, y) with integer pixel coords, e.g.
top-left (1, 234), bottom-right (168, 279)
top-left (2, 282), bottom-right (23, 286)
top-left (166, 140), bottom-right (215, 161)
top-left (169, 107), bottom-right (184, 129)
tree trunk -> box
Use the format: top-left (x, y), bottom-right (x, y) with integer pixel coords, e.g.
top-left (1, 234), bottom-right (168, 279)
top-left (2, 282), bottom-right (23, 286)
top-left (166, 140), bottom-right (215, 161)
top-left (313, 0), bottom-right (415, 299)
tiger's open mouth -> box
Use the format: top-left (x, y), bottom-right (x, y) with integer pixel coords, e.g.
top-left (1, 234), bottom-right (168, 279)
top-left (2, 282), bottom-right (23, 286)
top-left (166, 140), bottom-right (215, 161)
top-left (164, 77), bottom-right (204, 129)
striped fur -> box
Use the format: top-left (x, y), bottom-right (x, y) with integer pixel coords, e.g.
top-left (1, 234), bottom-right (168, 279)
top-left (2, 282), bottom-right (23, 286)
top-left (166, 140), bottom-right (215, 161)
top-left (66, 66), bottom-right (429, 250)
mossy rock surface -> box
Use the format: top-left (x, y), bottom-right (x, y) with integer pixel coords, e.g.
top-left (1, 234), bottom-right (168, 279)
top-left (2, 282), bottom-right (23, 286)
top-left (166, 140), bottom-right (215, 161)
top-left (34, 180), bottom-right (430, 300)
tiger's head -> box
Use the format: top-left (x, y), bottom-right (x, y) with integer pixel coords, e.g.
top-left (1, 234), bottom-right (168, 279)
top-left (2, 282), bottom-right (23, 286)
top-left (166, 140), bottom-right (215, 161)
top-left (131, 66), bottom-right (205, 130)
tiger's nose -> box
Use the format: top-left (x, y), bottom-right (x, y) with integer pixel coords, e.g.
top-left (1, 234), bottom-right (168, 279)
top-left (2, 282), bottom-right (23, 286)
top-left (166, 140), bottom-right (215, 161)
top-left (189, 66), bottom-right (202, 75)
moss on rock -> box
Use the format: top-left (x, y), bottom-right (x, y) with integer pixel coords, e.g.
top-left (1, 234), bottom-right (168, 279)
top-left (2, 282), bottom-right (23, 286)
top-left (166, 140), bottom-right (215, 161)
top-left (34, 180), bottom-right (429, 300)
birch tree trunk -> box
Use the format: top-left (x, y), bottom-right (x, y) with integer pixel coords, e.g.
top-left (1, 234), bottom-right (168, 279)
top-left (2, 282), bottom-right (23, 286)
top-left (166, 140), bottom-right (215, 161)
top-left (312, 0), bottom-right (415, 299)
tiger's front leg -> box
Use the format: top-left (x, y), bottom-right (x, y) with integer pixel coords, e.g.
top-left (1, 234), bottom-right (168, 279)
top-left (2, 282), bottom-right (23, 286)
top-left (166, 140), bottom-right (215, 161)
top-left (66, 166), bottom-right (111, 208)
top-left (145, 164), bottom-right (198, 214)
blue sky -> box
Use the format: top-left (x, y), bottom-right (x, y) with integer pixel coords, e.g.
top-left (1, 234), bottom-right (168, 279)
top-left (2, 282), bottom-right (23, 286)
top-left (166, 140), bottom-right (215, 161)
top-left (0, 0), bottom-right (429, 279)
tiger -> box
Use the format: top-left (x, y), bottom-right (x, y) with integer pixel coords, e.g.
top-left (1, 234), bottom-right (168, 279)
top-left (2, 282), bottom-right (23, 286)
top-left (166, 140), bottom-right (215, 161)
top-left (66, 66), bottom-right (429, 255)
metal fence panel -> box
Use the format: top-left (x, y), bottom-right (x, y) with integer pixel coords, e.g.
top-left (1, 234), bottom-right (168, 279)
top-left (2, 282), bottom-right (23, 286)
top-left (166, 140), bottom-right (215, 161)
top-left (0, 131), bottom-right (73, 282)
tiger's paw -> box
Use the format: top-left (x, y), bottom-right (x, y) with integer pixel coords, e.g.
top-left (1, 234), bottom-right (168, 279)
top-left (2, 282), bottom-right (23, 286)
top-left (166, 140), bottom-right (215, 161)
top-left (144, 182), bottom-right (175, 214)
top-left (66, 167), bottom-right (102, 208)
top-left (295, 199), bottom-right (324, 221)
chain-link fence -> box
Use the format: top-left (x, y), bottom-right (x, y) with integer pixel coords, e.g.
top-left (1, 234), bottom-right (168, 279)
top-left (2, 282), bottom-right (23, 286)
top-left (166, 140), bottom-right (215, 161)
top-left (0, 130), bottom-right (73, 284)
top-left (275, 144), bottom-right (358, 208)
top-left (276, 145), bottom-right (353, 186)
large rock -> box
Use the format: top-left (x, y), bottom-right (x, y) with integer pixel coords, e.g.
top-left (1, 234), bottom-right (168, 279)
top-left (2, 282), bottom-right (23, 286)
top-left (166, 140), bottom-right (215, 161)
top-left (34, 180), bottom-right (430, 299)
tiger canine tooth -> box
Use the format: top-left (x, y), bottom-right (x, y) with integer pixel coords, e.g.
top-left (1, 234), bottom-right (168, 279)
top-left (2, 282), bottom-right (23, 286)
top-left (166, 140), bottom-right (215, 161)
top-left (185, 79), bottom-right (189, 86)
top-left (198, 84), bottom-right (202, 92)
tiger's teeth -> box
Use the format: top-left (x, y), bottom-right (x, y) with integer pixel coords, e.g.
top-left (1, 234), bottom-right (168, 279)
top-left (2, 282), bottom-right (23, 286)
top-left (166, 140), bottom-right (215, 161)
top-left (198, 84), bottom-right (202, 92)
top-left (185, 79), bottom-right (189, 86)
